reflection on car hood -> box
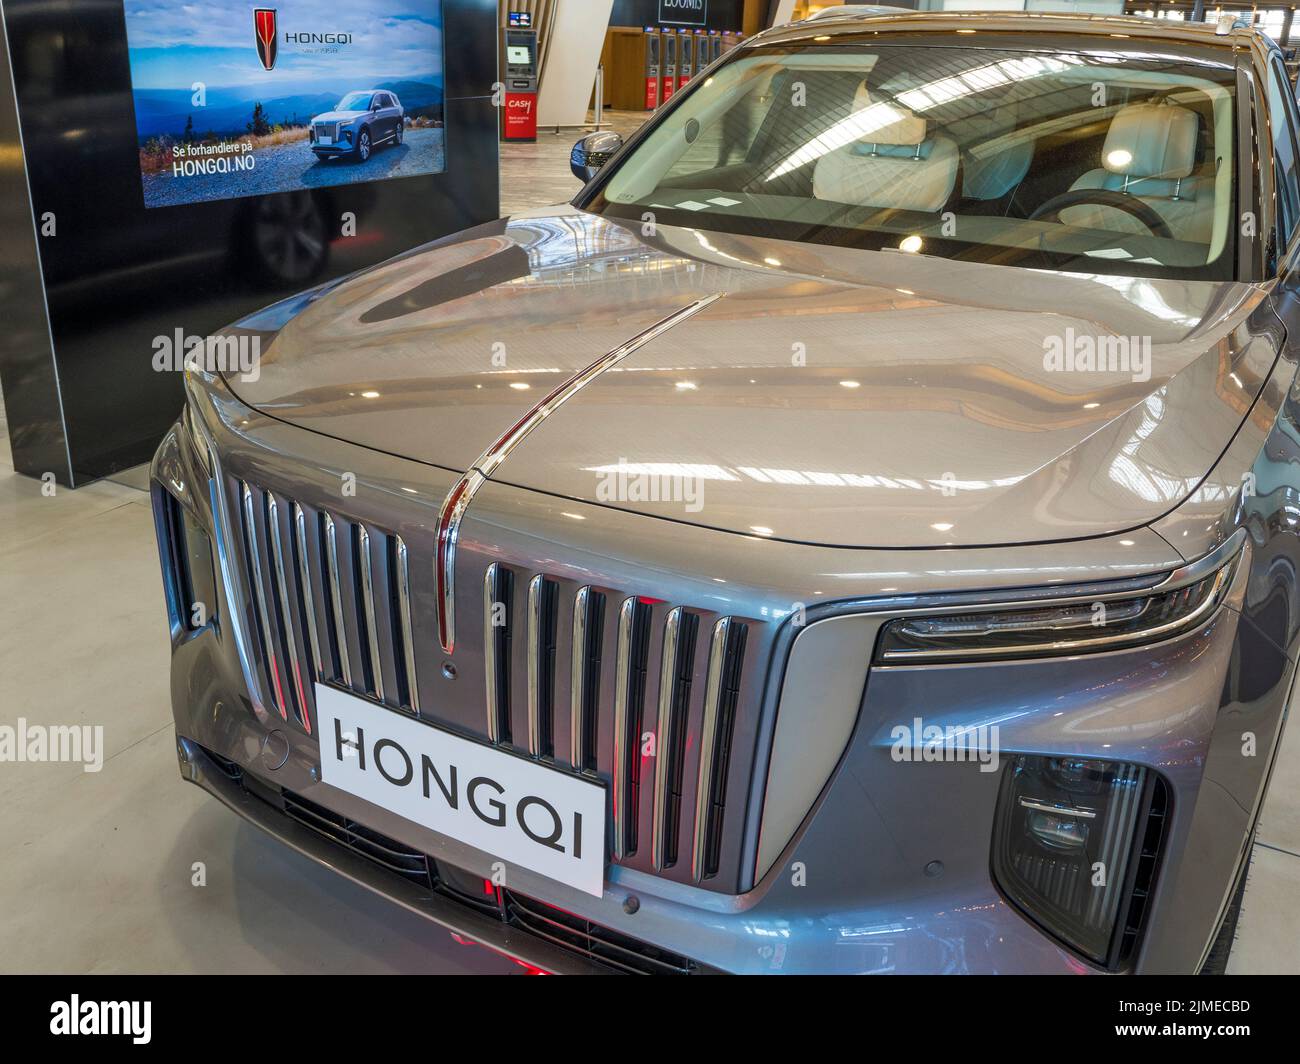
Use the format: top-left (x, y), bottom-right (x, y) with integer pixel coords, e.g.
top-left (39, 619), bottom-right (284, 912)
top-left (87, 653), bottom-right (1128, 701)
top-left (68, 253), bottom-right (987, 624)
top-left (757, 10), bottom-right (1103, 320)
top-left (312, 110), bottom-right (367, 123)
top-left (221, 206), bottom-right (1278, 549)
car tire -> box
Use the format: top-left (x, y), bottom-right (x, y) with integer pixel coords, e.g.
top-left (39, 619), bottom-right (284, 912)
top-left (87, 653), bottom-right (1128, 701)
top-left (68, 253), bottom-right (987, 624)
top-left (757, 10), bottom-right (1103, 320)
top-left (357, 128), bottom-right (371, 162)
top-left (1199, 830), bottom-right (1255, 975)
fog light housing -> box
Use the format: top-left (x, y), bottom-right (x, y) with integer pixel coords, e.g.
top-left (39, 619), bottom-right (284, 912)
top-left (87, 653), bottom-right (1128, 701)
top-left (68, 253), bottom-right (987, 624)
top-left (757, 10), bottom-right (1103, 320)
top-left (992, 754), bottom-right (1165, 968)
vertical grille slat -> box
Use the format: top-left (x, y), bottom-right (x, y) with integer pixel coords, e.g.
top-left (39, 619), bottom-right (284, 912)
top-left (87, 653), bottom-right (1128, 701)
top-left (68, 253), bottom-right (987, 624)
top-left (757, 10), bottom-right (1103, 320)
top-left (612, 596), bottom-right (652, 861)
top-left (266, 494), bottom-right (309, 730)
top-left (693, 617), bottom-right (748, 882)
top-left (292, 502), bottom-right (325, 683)
top-left (240, 482), bottom-right (287, 721)
top-left (392, 535), bottom-right (420, 714)
top-left (527, 575), bottom-right (559, 758)
top-left (570, 586), bottom-right (606, 772)
top-left (652, 607), bottom-right (698, 871)
top-left (322, 512), bottom-right (353, 688)
top-left (354, 524), bottom-right (386, 703)
top-left (484, 562), bottom-right (514, 744)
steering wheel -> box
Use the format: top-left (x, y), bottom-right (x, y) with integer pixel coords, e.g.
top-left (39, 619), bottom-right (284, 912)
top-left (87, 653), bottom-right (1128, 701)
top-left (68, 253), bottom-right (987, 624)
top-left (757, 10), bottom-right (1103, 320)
top-left (1027, 188), bottom-right (1174, 241)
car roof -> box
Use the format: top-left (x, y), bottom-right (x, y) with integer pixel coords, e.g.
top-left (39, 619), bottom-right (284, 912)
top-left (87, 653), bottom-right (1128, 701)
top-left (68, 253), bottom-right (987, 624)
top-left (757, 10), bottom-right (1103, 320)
top-left (758, 10), bottom-right (1265, 52)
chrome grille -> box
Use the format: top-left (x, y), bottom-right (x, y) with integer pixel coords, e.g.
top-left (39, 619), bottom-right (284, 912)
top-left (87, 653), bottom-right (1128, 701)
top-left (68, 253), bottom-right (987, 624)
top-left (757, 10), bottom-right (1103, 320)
top-left (234, 479), bottom-right (420, 729)
top-left (226, 475), bottom-right (765, 892)
top-left (481, 564), bottom-right (752, 885)
top-left (314, 121), bottom-right (338, 140)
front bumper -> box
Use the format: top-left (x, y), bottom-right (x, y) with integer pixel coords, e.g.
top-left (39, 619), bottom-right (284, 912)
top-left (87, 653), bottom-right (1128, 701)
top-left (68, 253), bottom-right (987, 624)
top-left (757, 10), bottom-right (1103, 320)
top-left (175, 738), bottom-right (695, 973)
top-left (150, 372), bottom-right (1297, 974)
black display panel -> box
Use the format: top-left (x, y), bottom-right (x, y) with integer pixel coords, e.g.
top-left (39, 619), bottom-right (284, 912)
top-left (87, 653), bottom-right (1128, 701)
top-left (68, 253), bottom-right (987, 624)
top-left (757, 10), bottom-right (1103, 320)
top-left (122, 1), bottom-right (447, 208)
top-left (0, 0), bottom-right (498, 486)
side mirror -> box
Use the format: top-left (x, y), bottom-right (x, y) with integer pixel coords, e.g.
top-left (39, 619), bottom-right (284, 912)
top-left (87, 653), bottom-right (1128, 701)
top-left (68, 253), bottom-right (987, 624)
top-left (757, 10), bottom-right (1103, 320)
top-left (570, 131), bottom-right (623, 183)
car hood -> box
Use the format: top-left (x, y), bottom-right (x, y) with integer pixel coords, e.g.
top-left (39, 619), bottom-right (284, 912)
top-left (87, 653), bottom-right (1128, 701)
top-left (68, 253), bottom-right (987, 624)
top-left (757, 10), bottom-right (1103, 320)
top-left (312, 110), bottom-right (367, 123)
top-left (221, 207), bottom-right (1278, 549)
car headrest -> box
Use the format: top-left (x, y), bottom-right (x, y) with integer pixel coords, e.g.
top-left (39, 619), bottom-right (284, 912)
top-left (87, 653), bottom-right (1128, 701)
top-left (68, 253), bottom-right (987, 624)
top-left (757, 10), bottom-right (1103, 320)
top-left (1102, 102), bottom-right (1197, 181)
top-left (849, 81), bottom-right (928, 147)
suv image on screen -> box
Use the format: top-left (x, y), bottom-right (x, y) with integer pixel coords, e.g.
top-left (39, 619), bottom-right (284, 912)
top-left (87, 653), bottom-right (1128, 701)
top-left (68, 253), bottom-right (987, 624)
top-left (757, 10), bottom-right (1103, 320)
top-left (309, 90), bottom-right (405, 162)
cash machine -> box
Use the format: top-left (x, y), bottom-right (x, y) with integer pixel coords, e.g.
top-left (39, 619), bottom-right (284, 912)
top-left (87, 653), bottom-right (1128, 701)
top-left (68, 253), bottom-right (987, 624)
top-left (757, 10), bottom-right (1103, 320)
top-left (707, 30), bottom-right (723, 67)
top-left (501, 11), bottom-right (538, 142)
top-left (676, 28), bottom-right (694, 93)
top-left (661, 29), bottom-right (678, 104)
top-left (643, 27), bottom-right (661, 110)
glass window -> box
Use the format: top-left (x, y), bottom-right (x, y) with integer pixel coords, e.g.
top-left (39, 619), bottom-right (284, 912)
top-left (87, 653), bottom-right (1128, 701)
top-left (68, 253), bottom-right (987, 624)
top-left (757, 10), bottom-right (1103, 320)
top-left (592, 45), bottom-right (1238, 280)
top-left (337, 92), bottom-right (372, 111)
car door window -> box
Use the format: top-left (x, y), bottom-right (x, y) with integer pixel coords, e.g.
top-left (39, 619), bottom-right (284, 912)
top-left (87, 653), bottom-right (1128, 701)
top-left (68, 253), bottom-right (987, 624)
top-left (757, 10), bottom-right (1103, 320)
top-left (1267, 57), bottom-right (1300, 249)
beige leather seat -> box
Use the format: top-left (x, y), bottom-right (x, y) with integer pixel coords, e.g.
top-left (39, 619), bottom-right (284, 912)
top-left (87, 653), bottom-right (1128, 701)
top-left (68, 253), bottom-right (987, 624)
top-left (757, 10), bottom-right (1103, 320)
top-left (1059, 101), bottom-right (1215, 243)
top-left (961, 102), bottom-right (1034, 202)
top-left (812, 83), bottom-right (959, 212)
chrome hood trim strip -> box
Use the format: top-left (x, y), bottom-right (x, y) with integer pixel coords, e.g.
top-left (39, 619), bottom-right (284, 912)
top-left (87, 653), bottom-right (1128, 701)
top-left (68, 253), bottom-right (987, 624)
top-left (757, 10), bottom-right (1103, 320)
top-left (432, 294), bottom-right (722, 653)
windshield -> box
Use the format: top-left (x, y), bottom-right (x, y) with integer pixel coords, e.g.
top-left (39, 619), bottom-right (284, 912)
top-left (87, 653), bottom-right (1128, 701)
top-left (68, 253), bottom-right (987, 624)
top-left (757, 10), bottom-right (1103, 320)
top-left (588, 44), bottom-right (1238, 280)
top-left (337, 92), bottom-right (374, 111)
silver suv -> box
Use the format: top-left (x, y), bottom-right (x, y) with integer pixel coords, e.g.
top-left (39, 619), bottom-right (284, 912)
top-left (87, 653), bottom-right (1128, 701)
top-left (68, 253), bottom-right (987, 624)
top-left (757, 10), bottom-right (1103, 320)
top-left (309, 90), bottom-right (403, 162)
top-left (157, 13), bottom-right (1298, 974)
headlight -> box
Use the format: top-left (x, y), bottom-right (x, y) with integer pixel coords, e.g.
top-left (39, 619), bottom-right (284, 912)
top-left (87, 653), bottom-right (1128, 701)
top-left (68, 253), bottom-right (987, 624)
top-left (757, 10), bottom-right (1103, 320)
top-left (992, 754), bottom-right (1168, 968)
top-left (875, 530), bottom-right (1244, 664)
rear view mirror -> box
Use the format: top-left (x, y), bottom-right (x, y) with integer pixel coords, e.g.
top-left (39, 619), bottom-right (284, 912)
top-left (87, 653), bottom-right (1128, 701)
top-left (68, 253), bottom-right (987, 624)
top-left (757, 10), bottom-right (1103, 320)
top-left (570, 131), bottom-right (623, 182)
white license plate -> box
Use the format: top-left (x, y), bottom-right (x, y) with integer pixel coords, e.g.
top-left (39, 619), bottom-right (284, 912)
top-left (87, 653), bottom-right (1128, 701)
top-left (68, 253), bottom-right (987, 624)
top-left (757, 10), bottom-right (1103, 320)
top-left (318, 135), bottom-right (332, 145)
top-left (315, 684), bottom-right (607, 896)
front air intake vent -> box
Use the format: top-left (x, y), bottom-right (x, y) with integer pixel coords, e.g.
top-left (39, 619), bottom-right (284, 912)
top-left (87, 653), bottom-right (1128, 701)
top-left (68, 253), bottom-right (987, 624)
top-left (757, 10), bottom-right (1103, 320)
top-left (1116, 774), bottom-right (1170, 965)
top-left (502, 890), bottom-right (696, 975)
top-left (284, 790), bottom-right (436, 889)
top-left (222, 766), bottom-right (700, 973)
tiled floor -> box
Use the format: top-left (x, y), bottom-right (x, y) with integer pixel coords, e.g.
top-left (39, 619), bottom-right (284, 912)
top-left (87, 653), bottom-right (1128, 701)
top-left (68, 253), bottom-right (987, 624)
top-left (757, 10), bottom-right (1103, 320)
top-left (1, 114), bottom-right (1297, 974)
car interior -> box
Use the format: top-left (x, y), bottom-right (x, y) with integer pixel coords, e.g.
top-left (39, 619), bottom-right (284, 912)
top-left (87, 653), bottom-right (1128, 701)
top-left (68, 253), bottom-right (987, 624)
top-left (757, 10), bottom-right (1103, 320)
top-left (602, 48), bottom-right (1237, 277)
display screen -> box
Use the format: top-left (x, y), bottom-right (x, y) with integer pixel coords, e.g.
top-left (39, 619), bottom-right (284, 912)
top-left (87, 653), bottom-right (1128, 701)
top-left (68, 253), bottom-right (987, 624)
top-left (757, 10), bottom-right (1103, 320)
top-left (122, 1), bottom-right (446, 209)
top-left (506, 45), bottom-right (532, 65)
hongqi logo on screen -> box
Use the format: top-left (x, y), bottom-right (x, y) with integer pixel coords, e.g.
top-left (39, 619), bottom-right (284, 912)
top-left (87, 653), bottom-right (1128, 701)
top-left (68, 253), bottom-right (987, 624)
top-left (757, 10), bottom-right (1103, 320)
top-left (254, 8), bottom-right (278, 70)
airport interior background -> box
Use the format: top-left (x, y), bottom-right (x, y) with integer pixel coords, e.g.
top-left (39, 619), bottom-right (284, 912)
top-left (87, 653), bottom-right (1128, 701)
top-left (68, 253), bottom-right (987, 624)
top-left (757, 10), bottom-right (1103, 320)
top-left (0, 0), bottom-right (1298, 974)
